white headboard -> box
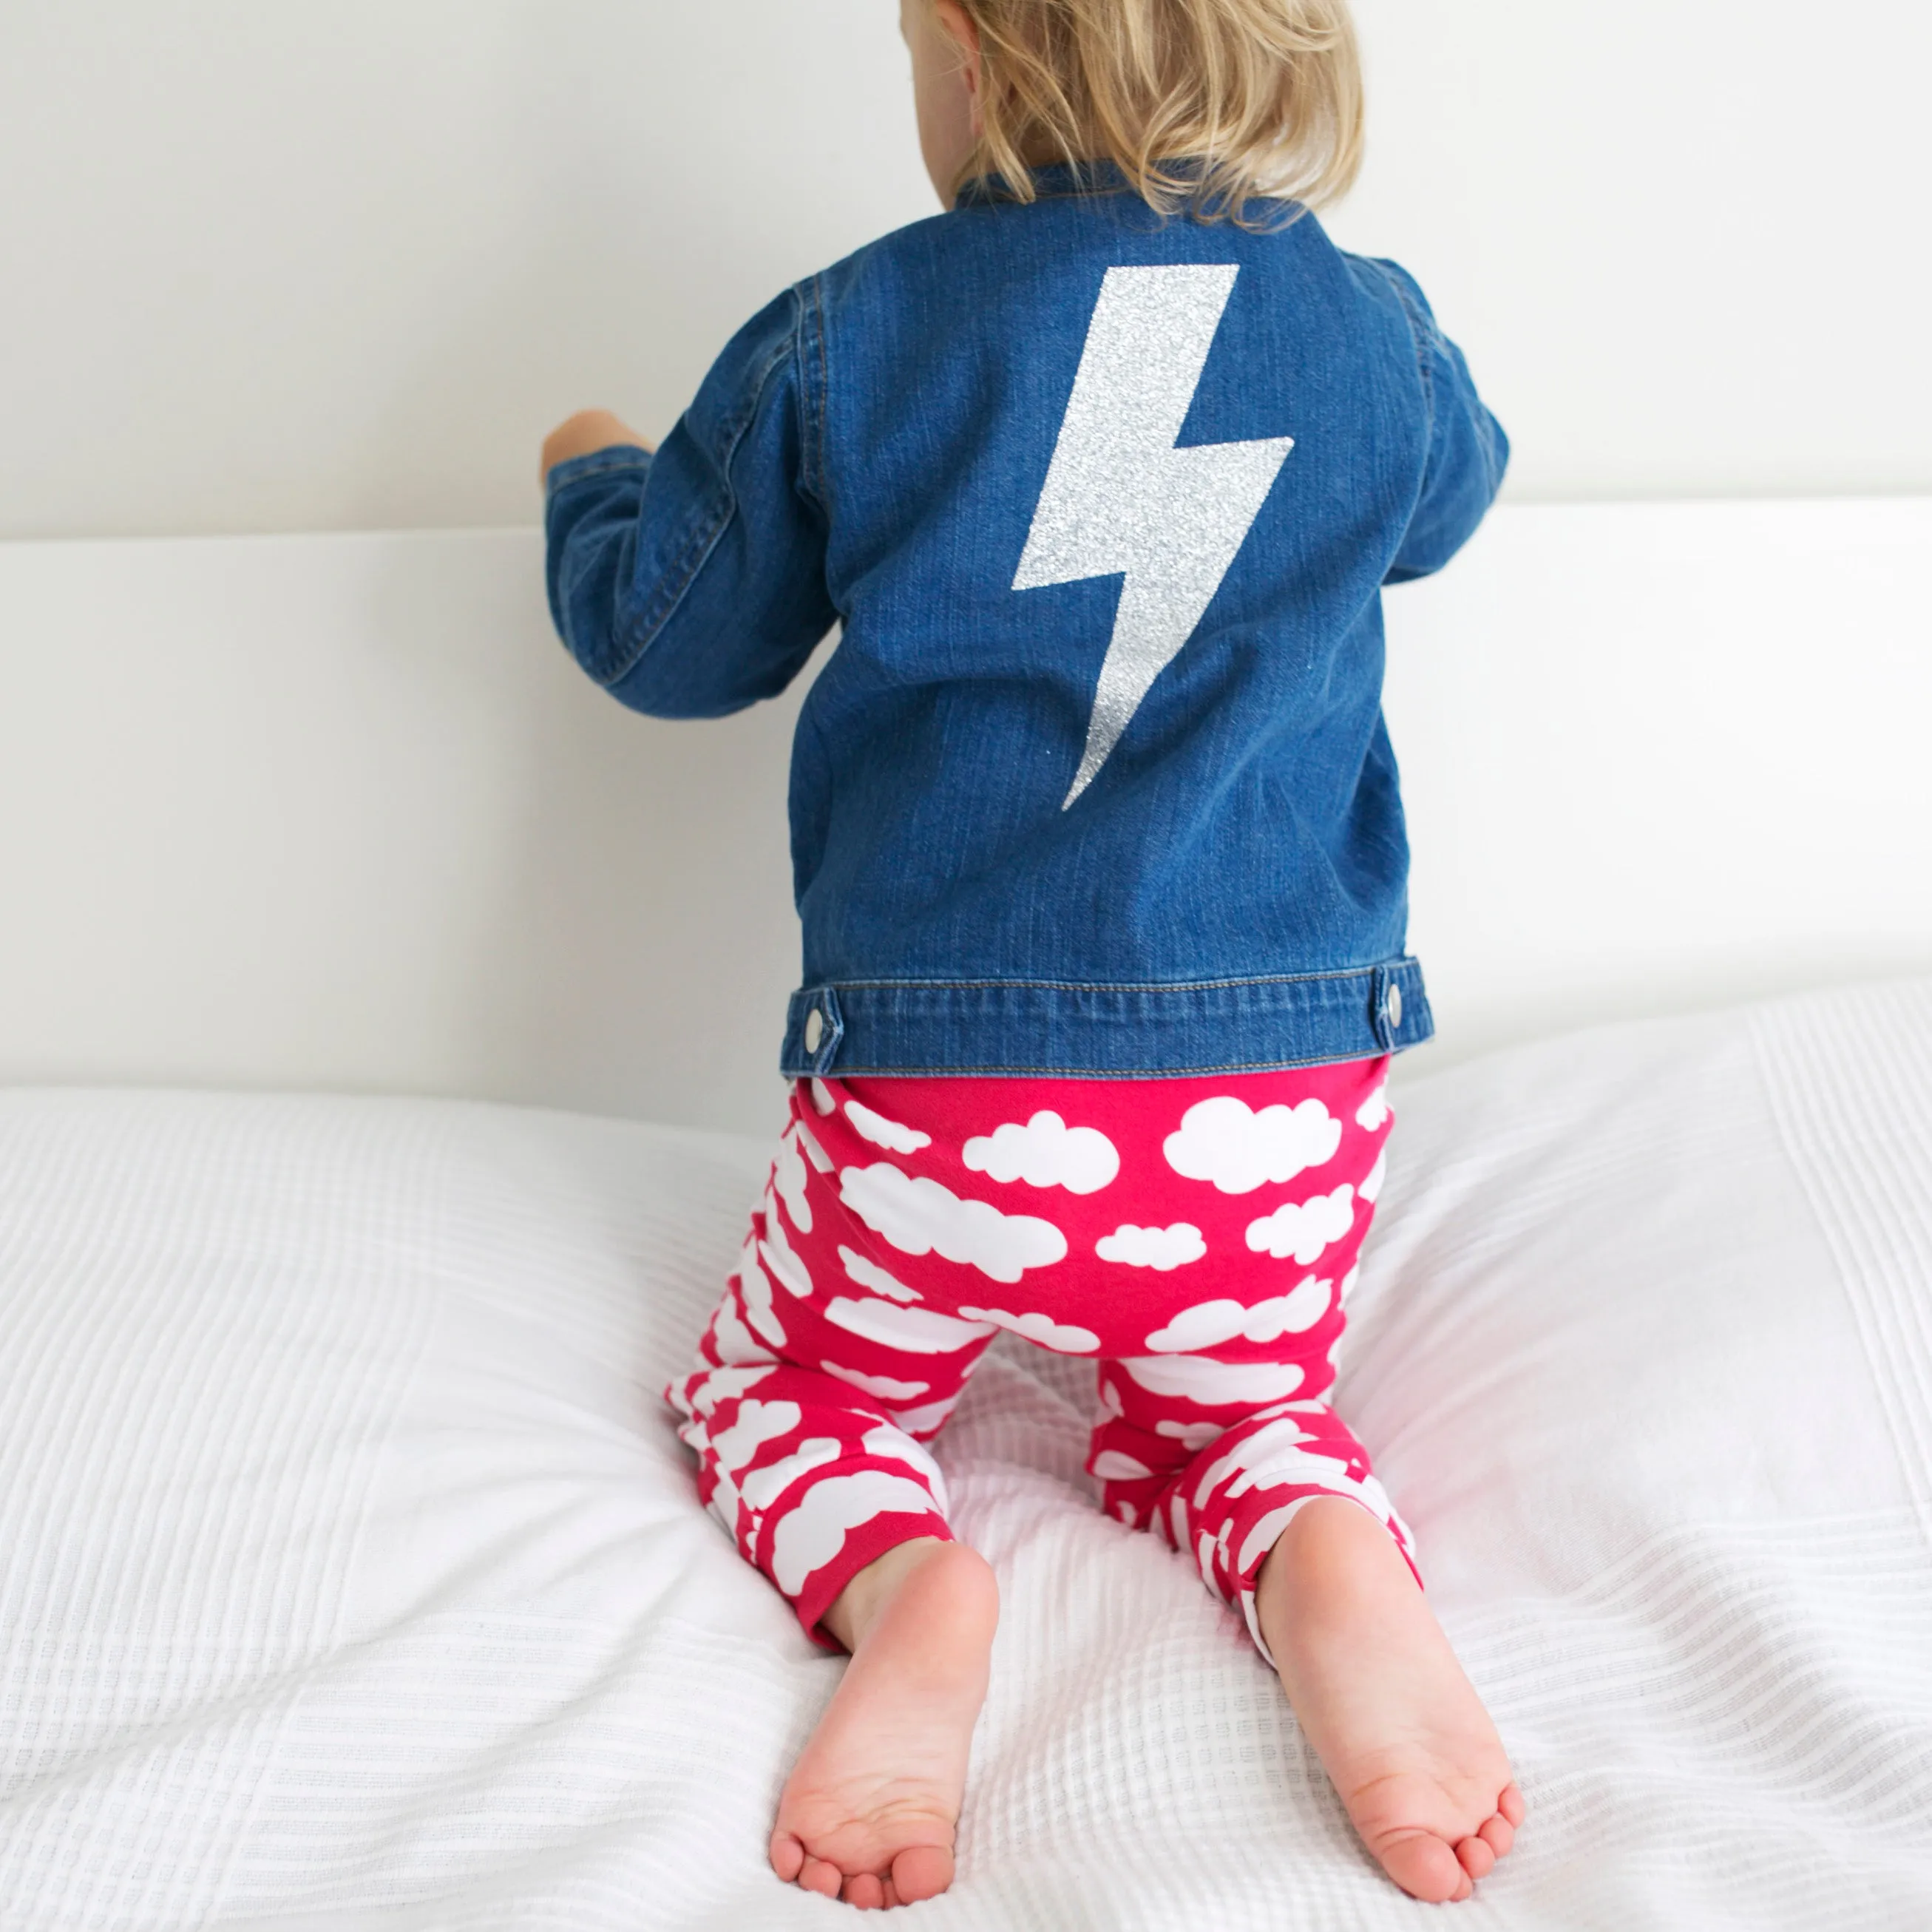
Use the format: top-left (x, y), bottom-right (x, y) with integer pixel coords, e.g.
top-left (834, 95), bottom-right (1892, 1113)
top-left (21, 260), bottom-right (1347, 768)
top-left (4, 498), bottom-right (1928, 1135)
top-left (1386, 497), bottom-right (1932, 1070)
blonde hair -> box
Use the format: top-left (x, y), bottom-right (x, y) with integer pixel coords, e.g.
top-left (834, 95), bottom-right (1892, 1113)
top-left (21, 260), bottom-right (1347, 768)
top-left (949, 0), bottom-right (1363, 224)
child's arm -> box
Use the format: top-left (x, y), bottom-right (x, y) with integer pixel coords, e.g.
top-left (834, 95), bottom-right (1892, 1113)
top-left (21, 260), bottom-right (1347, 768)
top-left (541, 289), bottom-right (835, 719)
top-left (1354, 259), bottom-right (1510, 585)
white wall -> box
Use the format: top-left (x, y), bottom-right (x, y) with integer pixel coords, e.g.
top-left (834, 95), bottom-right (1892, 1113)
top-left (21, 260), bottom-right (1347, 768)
top-left (2, 0), bottom-right (1927, 541)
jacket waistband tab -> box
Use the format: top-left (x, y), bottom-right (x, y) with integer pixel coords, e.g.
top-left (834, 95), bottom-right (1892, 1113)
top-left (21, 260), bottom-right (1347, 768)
top-left (781, 959), bottom-right (1432, 1079)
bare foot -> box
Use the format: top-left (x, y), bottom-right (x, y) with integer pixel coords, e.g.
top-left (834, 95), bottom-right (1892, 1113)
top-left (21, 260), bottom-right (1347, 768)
top-left (1258, 1498), bottom-right (1525, 1904)
top-left (770, 1537), bottom-right (997, 1909)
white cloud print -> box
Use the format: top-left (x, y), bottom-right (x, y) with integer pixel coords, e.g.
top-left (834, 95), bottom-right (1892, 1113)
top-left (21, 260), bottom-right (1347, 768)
top-left (839, 1162), bottom-right (1066, 1284)
top-left (1142, 1276), bottom-right (1332, 1352)
top-left (706, 1292), bottom-right (774, 1368)
top-left (844, 1098), bottom-right (932, 1156)
top-left (1190, 1415), bottom-right (1312, 1509)
top-left (679, 1363), bottom-right (773, 1420)
top-left (957, 1306), bottom-right (1099, 1353)
top-left (1119, 1355), bottom-right (1305, 1406)
top-left (773, 1129), bottom-right (813, 1233)
top-left (770, 1471), bottom-right (940, 1596)
top-left (708, 1397), bottom-right (801, 1476)
top-left (1245, 1184), bottom-right (1355, 1266)
top-left (1163, 1096), bottom-right (1342, 1194)
top-left (1356, 1084), bottom-right (1390, 1132)
top-left (861, 1424), bottom-right (949, 1512)
top-left (824, 1296), bottom-right (997, 1355)
top-left (1096, 1222), bottom-right (1206, 1270)
top-left (818, 1359), bottom-right (930, 1403)
top-left (740, 1437), bottom-right (844, 1514)
top-left (760, 1196), bottom-right (812, 1297)
top-left (839, 1244), bottom-right (921, 1304)
top-left (963, 1111), bottom-right (1119, 1195)
top-left (885, 1394), bottom-right (960, 1438)
top-left (736, 1240), bottom-right (787, 1350)
top-left (795, 1118), bottom-right (835, 1173)
top-left (1157, 1417), bottom-right (1224, 1451)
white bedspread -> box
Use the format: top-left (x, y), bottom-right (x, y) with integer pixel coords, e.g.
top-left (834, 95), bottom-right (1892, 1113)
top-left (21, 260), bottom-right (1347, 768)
top-left (4, 979), bottom-right (1931, 1929)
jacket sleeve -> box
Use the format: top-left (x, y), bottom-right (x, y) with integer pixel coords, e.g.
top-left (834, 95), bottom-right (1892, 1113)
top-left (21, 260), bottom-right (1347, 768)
top-left (543, 285), bottom-right (836, 718)
top-left (1357, 258), bottom-right (1509, 585)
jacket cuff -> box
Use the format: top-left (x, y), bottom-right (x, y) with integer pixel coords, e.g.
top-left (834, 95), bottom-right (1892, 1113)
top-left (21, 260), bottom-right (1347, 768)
top-left (543, 444), bottom-right (653, 506)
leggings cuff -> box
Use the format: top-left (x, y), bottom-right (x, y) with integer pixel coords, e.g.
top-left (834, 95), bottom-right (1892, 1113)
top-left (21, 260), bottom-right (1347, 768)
top-left (1233, 1491), bottom-right (1422, 1670)
top-left (787, 1510), bottom-right (957, 1651)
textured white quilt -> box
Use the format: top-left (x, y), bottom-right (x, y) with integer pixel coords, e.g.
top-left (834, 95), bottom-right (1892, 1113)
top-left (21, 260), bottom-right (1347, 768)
top-left (3, 979), bottom-right (1930, 1930)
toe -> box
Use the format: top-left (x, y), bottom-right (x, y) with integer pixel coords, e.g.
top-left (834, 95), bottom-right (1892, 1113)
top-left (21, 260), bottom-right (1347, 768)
top-left (798, 1855), bottom-right (844, 1899)
top-left (1499, 1782), bottom-right (1527, 1828)
top-left (1479, 1810), bottom-right (1515, 1860)
top-left (843, 1872), bottom-right (887, 1910)
top-left (891, 1843), bottom-right (956, 1904)
top-left (1456, 1834), bottom-right (1496, 1880)
top-left (768, 1831), bottom-right (804, 1882)
top-left (1375, 1828), bottom-right (1468, 1905)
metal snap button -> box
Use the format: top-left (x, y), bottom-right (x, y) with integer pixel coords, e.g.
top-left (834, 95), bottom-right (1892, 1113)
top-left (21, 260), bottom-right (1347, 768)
top-left (803, 1009), bottom-right (824, 1054)
top-left (1387, 984), bottom-right (1403, 1031)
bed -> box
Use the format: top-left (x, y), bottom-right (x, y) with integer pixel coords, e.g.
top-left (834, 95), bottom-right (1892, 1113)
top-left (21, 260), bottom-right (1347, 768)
top-left (2, 500), bottom-right (1930, 1927)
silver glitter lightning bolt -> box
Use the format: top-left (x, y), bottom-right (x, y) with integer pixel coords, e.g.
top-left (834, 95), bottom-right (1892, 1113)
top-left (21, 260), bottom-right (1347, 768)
top-left (1014, 265), bottom-right (1294, 807)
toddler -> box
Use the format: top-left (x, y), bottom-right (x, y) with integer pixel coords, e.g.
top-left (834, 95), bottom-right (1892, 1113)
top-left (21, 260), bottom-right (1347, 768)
top-left (541, 0), bottom-right (1519, 1908)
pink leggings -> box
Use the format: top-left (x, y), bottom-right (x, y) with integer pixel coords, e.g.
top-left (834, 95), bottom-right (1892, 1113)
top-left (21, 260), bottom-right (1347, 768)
top-left (667, 1060), bottom-right (1414, 1656)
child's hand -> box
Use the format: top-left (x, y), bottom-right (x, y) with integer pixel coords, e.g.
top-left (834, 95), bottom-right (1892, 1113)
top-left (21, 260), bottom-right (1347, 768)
top-left (540, 410), bottom-right (652, 484)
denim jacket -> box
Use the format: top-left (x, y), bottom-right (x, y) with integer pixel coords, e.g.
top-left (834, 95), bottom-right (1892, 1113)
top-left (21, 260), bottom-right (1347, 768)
top-left (545, 169), bottom-right (1506, 1079)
